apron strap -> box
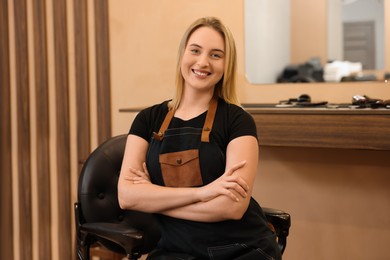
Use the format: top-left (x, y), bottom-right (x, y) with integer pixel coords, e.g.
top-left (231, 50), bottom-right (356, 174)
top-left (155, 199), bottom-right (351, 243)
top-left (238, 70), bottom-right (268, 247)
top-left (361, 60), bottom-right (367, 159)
top-left (153, 107), bottom-right (175, 141)
top-left (201, 98), bottom-right (217, 142)
top-left (153, 98), bottom-right (218, 142)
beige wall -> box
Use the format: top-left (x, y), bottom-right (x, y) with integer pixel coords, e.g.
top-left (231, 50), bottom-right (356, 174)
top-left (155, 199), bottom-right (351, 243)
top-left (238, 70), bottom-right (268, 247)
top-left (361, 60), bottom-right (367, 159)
top-left (109, 1), bottom-right (390, 260)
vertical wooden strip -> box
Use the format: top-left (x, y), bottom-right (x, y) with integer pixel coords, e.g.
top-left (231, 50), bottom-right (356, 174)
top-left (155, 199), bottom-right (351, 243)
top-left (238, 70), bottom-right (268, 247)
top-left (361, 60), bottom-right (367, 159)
top-left (74, 0), bottom-right (91, 170)
top-left (94, 0), bottom-right (111, 143)
top-left (0, 0), bottom-right (14, 259)
top-left (13, 0), bottom-right (33, 259)
top-left (386, 0), bottom-right (390, 72)
top-left (52, 0), bottom-right (72, 259)
top-left (32, 0), bottom-right (52, 258)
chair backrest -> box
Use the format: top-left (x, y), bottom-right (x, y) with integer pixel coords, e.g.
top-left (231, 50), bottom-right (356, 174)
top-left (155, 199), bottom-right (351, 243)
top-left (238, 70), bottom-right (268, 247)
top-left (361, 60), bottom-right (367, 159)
top-left (78, 134), bottom-right (160, 254)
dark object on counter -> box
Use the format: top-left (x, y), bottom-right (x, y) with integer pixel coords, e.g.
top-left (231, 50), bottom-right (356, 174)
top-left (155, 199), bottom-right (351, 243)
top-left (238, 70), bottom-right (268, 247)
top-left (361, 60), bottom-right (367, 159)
top-left (295, 101), bottom-right (328, 107)
top-left (277, 94), bottom-right (328, 107)
top-left (352, 95), bottom-right (389, 108)
top-left (385, 73), bottom-right (390, 80)
top-left (284, 94), bottom-right (311, 103)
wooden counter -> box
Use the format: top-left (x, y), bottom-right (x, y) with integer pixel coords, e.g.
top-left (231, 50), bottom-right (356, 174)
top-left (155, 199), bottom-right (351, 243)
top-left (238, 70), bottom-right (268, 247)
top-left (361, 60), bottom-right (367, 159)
top-left (244, 105), bottom-right (390, 151)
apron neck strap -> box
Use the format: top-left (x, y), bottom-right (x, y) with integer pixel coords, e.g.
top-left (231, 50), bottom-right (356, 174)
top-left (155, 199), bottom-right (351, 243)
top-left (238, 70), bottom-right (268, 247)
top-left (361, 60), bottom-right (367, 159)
top-left (201, 98), bottom-right (217, 142)
top-left (153, 98), bottom-right (218, 142)
top-left (153, 106), bottom-right (175, 141)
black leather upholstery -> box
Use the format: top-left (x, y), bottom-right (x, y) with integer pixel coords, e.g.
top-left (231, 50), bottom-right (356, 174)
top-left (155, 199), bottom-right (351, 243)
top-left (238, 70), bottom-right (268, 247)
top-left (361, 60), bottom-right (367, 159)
top-left (75, 134), bottom-right (291, 259)
top-left (75, 134), bottom-right (160, 259)
top-left (262, 207), bottom-right (291, 255)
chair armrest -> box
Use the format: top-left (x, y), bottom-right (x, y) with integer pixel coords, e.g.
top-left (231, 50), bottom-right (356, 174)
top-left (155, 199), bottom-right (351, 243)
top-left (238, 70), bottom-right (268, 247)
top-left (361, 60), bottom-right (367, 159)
top-left (263, 207), bottom-right (291, 235)
top-left (262, 207), bottom-right (291, 255)
top-left (80, 222), bottom-right (144, 259)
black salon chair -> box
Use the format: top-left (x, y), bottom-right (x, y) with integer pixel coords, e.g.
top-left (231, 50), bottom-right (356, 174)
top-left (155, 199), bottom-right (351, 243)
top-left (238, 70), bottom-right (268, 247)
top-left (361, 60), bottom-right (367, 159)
top-left (74, 134), bottom-right (291, 260)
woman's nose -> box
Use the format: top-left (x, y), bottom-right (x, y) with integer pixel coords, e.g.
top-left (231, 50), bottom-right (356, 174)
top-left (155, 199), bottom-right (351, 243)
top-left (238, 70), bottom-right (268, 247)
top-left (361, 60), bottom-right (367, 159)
top-left (197, 54), bottom-right (209, 67)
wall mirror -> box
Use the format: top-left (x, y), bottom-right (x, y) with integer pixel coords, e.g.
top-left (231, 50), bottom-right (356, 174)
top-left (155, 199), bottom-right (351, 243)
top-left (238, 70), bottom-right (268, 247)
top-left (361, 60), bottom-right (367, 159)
top-left (245, 0), bottom-right (385, 84)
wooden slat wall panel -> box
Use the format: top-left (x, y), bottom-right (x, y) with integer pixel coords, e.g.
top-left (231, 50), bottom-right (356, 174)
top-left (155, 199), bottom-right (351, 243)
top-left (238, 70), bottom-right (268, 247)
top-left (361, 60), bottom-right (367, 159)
top-left (32, 0), bottom-right (52, 258)
top-left (2, 0), bottom-right (112, 259)
top-left (13, 0), bottom-right (33, 259)
top-left (0, 0), bottom-right (14, 259)
top-left (94, 0), bottom-right (111, 144)
top-left (74, 0), bottom-right (91, 170)
top-left (52, 0), bottom-right (72, 259)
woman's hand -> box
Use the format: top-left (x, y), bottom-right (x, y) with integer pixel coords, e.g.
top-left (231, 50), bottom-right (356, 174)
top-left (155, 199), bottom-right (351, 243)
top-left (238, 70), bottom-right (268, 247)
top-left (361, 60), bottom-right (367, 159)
top-left (128, 162), bottom-right (151, 184)
top-left (197, 160), bottom-right (249, 203)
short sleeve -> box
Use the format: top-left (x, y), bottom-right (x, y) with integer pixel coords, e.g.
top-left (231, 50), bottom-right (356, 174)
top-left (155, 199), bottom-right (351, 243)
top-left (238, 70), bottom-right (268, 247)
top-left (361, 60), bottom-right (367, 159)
top-left (128, 101), bottom-right (170, 143)
top-left (228, 106), bottom-right (258, 143)
top-left (129, 109), bottom-right (151, 142)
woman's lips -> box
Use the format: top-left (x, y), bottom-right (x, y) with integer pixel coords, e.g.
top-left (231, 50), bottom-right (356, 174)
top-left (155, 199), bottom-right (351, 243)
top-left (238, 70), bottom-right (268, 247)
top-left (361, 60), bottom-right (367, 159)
top-left (192, 69), bottom-right (211, 77)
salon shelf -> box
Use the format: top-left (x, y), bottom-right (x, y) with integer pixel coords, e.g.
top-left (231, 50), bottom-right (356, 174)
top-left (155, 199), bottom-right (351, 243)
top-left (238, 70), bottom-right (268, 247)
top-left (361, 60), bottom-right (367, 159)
top-left (243, 104), bottom-right (390, 151)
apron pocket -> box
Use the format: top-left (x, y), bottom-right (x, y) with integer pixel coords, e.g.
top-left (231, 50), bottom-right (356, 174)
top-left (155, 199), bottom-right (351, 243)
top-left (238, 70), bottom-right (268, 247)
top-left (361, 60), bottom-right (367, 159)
top-left (159, 149), bottom-right (203, 187)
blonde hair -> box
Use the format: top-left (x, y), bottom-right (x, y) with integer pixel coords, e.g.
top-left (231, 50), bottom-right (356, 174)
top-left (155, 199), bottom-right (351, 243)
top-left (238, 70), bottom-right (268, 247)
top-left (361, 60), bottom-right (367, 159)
top-left (171, 17), bottom-right (239, 109)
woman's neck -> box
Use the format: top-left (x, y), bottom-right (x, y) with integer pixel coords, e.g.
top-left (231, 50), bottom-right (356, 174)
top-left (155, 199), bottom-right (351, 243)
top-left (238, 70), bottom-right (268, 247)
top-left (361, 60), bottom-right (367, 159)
top-left (175, 91), bottom-right (214, 120)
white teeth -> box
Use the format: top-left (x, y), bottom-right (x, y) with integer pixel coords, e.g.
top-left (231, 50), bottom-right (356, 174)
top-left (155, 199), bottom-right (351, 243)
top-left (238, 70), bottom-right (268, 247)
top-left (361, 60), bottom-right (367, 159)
top-left (193, 70), bottom-right (209, 76)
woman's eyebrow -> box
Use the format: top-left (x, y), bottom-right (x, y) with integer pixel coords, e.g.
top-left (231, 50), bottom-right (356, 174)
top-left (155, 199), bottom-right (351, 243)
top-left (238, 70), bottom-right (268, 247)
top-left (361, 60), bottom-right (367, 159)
top-left (189, 43), bottom-right (202, 48)
top-left (189, 43), bottom-right (225, 54)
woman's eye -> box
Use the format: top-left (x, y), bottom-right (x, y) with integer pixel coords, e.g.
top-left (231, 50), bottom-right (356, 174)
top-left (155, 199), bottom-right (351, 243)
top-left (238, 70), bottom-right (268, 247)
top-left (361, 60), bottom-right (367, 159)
top-left (211, 53), bottom-right (222, 59)
top-left (190, 49), bottom-right (200, 54)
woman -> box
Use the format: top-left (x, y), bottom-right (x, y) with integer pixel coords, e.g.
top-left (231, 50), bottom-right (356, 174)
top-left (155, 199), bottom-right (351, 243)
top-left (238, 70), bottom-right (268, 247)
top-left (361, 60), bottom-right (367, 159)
top-left (118, 17), bottom-right (281, 260)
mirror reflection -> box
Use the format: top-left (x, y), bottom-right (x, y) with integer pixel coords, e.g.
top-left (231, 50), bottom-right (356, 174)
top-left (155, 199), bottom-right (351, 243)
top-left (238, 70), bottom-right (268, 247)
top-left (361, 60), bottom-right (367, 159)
top-left (245, 0), bottom-right (385, 84)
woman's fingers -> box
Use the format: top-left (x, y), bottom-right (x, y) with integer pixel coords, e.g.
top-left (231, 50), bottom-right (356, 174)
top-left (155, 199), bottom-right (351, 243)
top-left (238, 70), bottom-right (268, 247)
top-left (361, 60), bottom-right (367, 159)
top-left (129, 166), bottom-right (145, 177)
top-left (224, 175), bottom-right (250, 192)
top-left (199, 180), bottom-right (249, 203)
top-left (130, 176), bottom-right (150, 184)
top-left (128, 165), bottom-right (151, 184)
top-left (197, 160), bottom-right (250, 202)
top-left (225, 180), bottom-right (248, 199)
top-left (224, 160), bottom-right (246, 176)
top-left (199, 184), bottom-right (239, 202)
top-left (221, 161), bottom-right (250, 198)
top-left (224, 190), bottom-right (240, 202)
top-left (142, 162), bottom-right (151, 179)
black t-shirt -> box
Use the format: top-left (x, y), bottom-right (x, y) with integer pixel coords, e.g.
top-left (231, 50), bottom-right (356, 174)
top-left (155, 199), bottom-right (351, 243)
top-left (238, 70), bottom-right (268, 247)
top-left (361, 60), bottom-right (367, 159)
top-left (128, 99), bottom-right (276, 258)
top-left (129, 98), bottom-right (258, 147)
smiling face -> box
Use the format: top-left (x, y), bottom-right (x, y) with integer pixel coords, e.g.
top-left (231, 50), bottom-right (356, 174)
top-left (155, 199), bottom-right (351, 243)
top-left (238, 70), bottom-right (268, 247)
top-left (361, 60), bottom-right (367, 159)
top-left (180, 26), bottom-right (225, 94)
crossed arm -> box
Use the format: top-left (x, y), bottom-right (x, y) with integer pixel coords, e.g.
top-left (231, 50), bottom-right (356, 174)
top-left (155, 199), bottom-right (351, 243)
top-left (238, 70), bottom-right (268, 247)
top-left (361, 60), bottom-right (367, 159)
top-left (117, 134), bottom-right (259, 222)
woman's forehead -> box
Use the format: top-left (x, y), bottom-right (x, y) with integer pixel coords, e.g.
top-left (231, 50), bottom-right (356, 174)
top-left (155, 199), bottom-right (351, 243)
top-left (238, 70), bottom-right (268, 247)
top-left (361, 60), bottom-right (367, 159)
top-left (187, 26), bottom-right (225, 51)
